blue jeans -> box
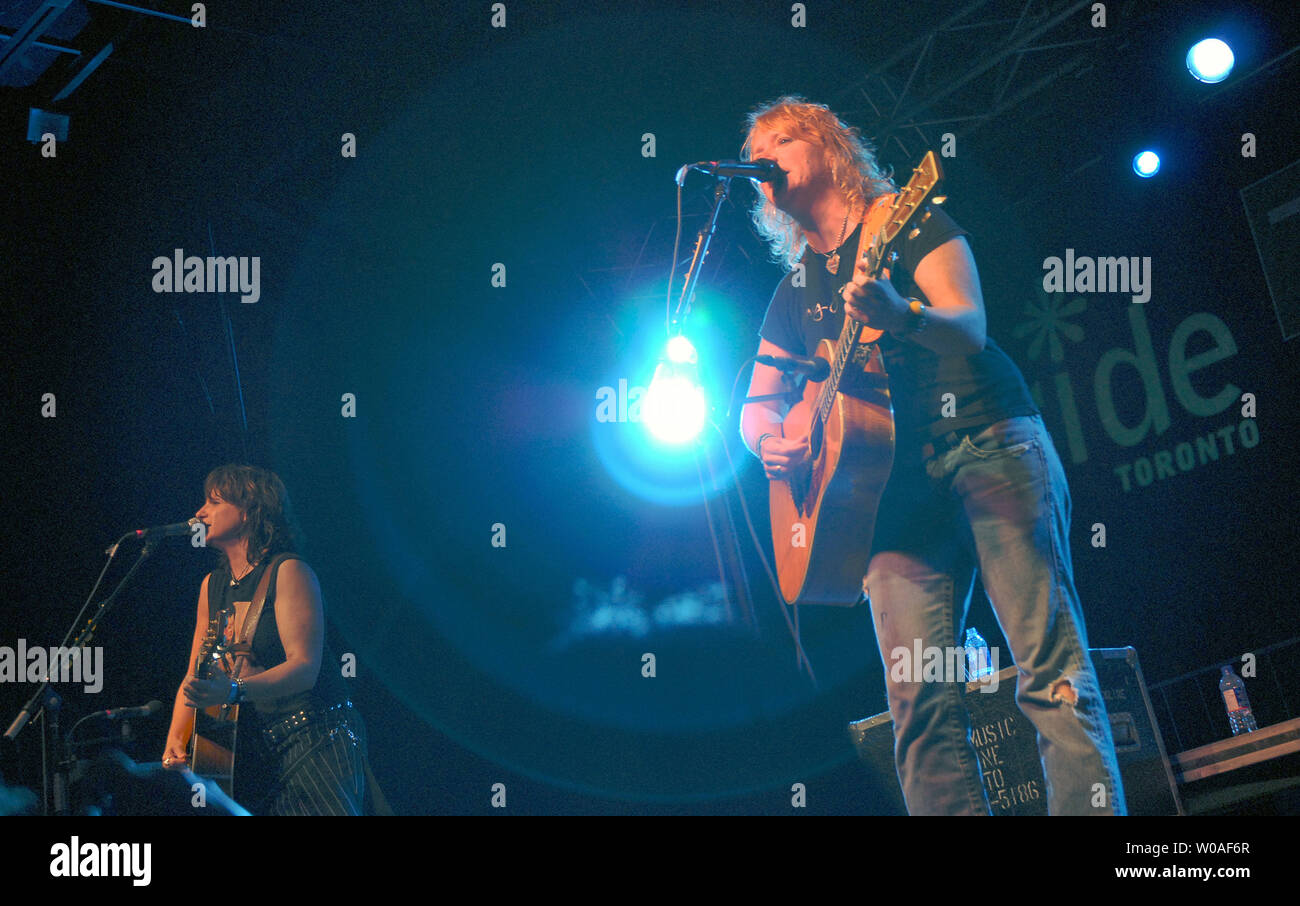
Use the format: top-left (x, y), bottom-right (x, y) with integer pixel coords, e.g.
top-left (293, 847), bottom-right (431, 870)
top-left (864, 415), bottom-right (1126, 815)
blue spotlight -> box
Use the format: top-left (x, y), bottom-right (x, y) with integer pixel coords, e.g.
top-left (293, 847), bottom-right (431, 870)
top-left (642, 361), bottom-right (706, 444)
top-left (665, 334), bottom-right (698, 365)
top-left (1187, 38), bottom-right (1234, 84)
top-left (1132, 151), bottom-right (1161, 178)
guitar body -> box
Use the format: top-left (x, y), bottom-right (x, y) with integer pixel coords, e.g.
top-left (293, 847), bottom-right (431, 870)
top-left (187, 702), bottom-right (237, 795)
top-left (770, 333), bottom-right (895, 605)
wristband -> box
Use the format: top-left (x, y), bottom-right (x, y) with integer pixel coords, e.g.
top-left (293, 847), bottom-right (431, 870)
top-left (756, 433), bottom-right (776, 459)
top-left (226, 679), bottom-right (239, 705)
top-left (893, 297), bottom-right (928, 338)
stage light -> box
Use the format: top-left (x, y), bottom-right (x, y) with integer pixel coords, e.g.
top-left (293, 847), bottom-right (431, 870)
top-left (1187, 38), bottom-right (1234, 84)
top-left (1133, 151), bottom-right (1161, 178)
top-left (665, 334), bottom-right (698, 364)
top-left (642, 362), bottom-right (706, 445)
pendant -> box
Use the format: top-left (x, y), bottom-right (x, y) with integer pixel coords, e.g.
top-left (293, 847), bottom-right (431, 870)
top-left (826, 252), bottom-right (840, 275)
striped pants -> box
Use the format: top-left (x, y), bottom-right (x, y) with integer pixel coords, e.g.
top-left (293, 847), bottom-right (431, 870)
top-left (259, 711), bottom-right (368, 816)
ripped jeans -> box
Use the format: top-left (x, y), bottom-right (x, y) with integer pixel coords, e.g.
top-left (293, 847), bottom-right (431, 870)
top-left (864, 415), bottom-right (1126, 815)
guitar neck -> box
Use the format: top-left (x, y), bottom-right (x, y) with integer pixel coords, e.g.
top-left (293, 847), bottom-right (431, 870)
top-left (811, 216), bottom-right (887, 424)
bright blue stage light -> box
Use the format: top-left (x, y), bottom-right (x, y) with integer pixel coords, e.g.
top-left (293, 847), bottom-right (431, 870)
top-left (1187, 38), bottom-right (1234, 84)
top-left (1133, 151), bottom-right (1161, 178)
top-left (665, 334), bottom-right (698, 364)
top-left (642, 362), bottom-right (706, 444)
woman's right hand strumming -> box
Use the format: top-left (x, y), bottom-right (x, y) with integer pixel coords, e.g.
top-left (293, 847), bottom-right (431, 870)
top-left (162, 736), bottom-right (189, 770)
top-left (759, 433), bottom-right (812, 480)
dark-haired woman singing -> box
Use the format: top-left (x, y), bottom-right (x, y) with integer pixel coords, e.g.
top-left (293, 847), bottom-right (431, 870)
top-left (162, 464), bottom-right (370, 815)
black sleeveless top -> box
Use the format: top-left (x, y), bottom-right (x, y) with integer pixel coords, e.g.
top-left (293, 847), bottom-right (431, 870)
top-left (207, 555), bottom-right (348, 721)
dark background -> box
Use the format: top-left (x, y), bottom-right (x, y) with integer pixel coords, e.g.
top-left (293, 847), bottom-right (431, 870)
top-left (2, 0), bottom-right (1298, 815)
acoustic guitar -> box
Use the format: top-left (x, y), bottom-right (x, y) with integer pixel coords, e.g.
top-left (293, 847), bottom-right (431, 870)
top-left (770, 151), bottom-right (945, 605)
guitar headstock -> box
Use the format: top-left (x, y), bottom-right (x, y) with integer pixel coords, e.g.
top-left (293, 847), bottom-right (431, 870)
top-left (194, 625), bottom-right (219, 678)
top-left (857, 151), bottom-right (946, 278)
top-left (193, 606), bottom-right (234, 679)
top-left (882, 151), bottom-right (944, 243)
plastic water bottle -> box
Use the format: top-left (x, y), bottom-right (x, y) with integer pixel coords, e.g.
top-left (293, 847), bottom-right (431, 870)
top-left (964, 628), bottom-right (993, 681)
top-left (1219, 665), bottom-right (1258, 735)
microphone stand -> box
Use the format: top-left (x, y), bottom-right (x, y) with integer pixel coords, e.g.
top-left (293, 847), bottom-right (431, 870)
top-left (5, 535), bottom-right (161, 815)
top-left (668, 169), bottom-right (816, 681)
top-left (672, 173), bottom-right (801, 408)
top-left (671, 176), bottom-right (731, 333)
top-left (665, 173), bottom-right (761, 628)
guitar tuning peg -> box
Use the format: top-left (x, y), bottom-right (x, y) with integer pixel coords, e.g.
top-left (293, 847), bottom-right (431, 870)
top-left (907, 227), bottom-right (921, 240)
top-left (931, 195), bottom-right (947, 204)
top-left (920, 209), bottom-right (931, 222)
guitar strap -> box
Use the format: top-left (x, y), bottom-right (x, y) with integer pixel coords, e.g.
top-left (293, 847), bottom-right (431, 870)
top-left (230, 553), bottom-right (299, 672)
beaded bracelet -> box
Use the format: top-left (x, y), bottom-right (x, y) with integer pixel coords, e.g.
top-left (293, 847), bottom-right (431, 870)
top-left (892, 297), bottom-right (928, 338)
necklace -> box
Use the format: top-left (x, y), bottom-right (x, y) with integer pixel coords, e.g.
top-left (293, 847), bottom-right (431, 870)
top-left (823, 206), bottom-right (853, 275)
top-left (229, 560), bottom-right (258, 587)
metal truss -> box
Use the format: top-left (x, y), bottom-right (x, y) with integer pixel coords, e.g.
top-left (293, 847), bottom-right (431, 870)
top-left (829, 0), bottom-right (1164, 165)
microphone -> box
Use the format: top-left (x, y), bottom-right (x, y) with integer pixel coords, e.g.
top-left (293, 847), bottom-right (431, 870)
top-left (131, 518), bottom-right (200, 539)
top-left (756, 354), bottom-right (830, 381)
top-left (682, 159), bottom-right (781, 182)
top-left (100, 701), bottom-right (164, 721)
